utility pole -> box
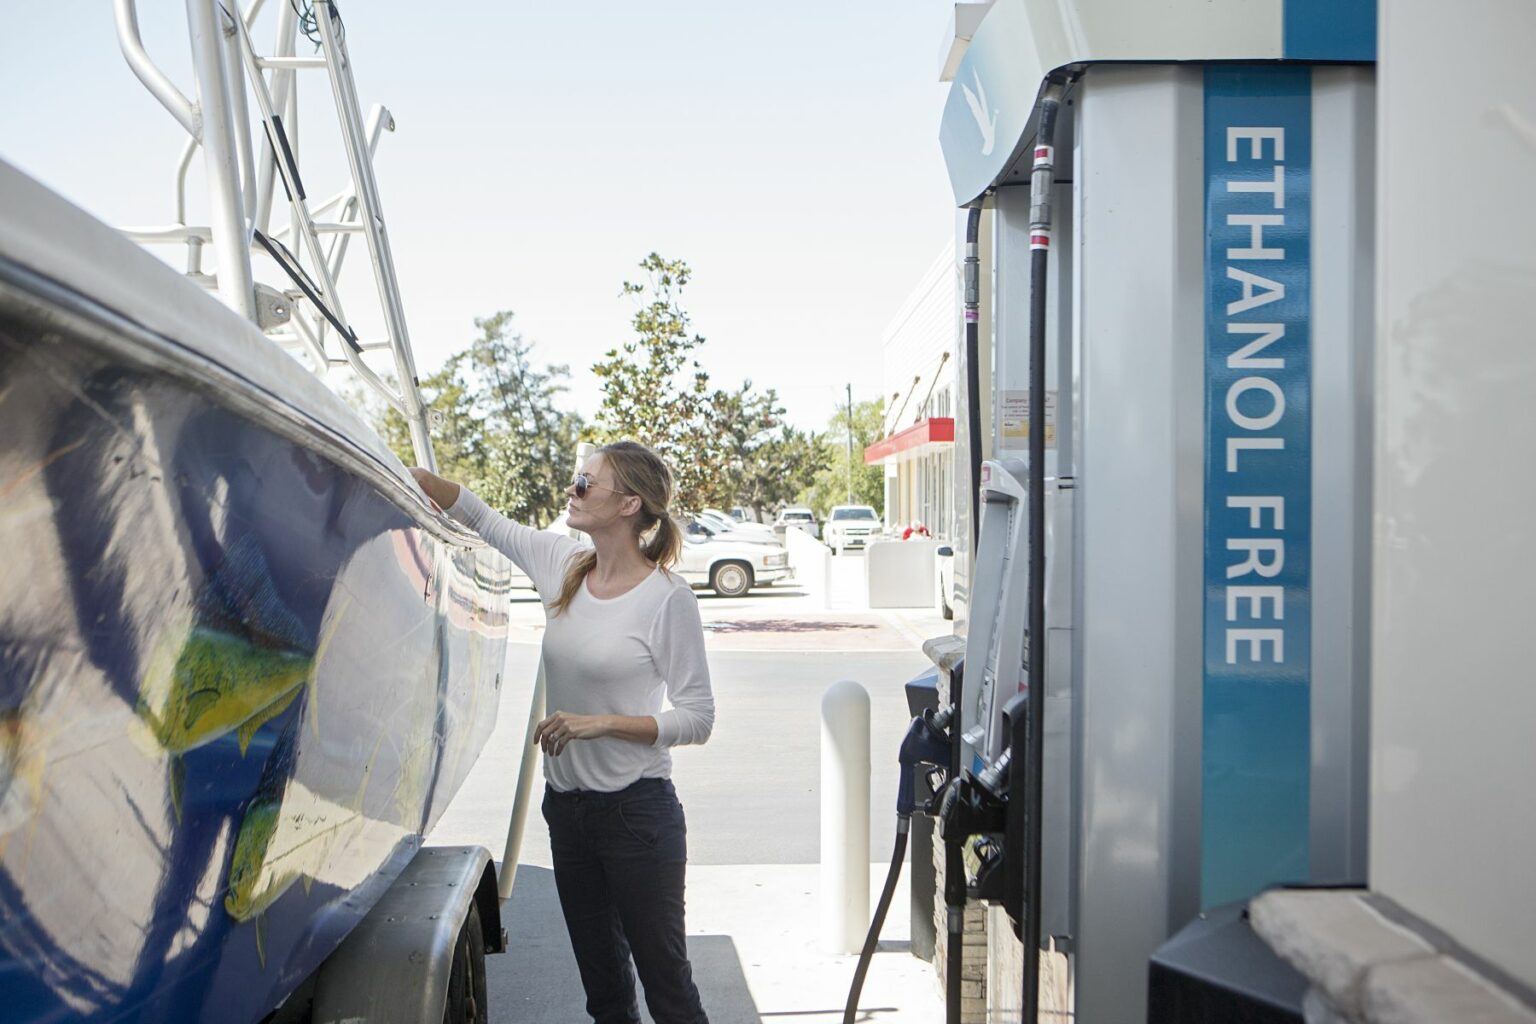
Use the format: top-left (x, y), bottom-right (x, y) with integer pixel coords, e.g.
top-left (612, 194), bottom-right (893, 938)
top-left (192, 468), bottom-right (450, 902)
top-left (845, 382), bottom-right (854, 504)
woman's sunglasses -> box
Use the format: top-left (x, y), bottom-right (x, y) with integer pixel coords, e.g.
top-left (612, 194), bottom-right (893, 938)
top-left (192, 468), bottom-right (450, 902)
top-left (571, 473), bottom-right (628, 499)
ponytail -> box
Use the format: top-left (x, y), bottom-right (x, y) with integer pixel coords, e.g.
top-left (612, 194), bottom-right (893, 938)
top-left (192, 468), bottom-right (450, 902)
top-left (643, 515), bottom-right (683, 572)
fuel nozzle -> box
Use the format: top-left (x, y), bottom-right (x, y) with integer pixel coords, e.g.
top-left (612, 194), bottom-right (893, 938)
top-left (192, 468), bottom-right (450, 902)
top-left (896, 705), bottom-right (955, 816)
top-left (938, 770), bottom-right (1008, 842)
top-left (976, 747), bottom-right (1011, 798)
top-left (937, 725), bottom-right (1013, 847)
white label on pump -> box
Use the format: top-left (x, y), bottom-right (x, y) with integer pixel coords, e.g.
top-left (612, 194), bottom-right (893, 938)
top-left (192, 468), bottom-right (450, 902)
top-left (1001, 390), bottom-right (1057, 444)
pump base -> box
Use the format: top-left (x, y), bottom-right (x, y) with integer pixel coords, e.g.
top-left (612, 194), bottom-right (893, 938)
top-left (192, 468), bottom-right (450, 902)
top-left (1148, 901), bottom-right (1305, 1024)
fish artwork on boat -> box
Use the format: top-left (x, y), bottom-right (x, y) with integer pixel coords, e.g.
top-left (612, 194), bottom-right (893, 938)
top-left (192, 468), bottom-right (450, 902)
top-left (135, 536), bottom-right (340, 817)
top-left (222, 711), bottom-right (372, 966)
top-left (224, 706), bottom-right (387, 970)
top-left (0, 708), bottom-right (46, 862)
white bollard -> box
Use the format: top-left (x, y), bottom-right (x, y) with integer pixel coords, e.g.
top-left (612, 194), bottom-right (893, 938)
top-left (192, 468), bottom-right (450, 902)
top-left (821, 679), bottom-right (871, 954)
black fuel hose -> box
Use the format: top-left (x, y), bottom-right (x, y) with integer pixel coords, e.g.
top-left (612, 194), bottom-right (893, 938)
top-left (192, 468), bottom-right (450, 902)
top-left (963, 207), bottom-right (983, 553)
top-left (842, 817), bottom-right (911, 1024)
top-left (1021, 81), bottom-right (1065, 1024)
top-left (953, 206), bottom-right (982, 1024)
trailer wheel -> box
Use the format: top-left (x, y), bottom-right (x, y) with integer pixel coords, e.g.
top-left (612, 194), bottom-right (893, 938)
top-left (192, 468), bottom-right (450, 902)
top-left (710, 561), bottom-right (753, 598)
top-left (444, 902), bottom-right (488, 1024)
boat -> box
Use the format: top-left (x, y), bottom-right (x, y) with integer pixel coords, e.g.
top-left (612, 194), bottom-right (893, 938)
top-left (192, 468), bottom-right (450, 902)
top-left (0, 2), bottom-right (514, 1020)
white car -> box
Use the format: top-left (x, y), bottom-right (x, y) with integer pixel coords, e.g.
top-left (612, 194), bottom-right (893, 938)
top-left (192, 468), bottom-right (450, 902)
top-left (774, 506), bottom-right (819, 539)
top-left (698, 508), bottom-right (777, 541)
top-left (824, 504), bottom-right (880, 554)
top-left (539, 514), bottom-right (792, 597)
top-left (681, 518), bottom-right (794, 596)
top-left (935, 543), bottom-right (955, 620)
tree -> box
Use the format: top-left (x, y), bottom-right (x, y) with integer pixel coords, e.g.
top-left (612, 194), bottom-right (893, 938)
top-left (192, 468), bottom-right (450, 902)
top-left (744, 424), bottom-right (828, 519)
top-left (464, 312), bottom-right (584, 526)
top-left (377, 312), bottom-right (582, 527)
top-left (709, 382), bottom-right (828, 519)
top-left (589, 254), bottom-right (726, 513)
top-left (797, 396), bottom-right (886, 517)
top-left (375, 353), bottom-right (477, 476)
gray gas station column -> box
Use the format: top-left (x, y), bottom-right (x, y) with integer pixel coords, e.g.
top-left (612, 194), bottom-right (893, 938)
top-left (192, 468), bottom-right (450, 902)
top-left (937, 1), bottom-right (1377, 1020)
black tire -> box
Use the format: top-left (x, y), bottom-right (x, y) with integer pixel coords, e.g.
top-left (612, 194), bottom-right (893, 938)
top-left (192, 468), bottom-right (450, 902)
top-left (710, 560), bottom-right (753, 598)
top-left (444, 902), bottom-right (488, 1024)
top-left (940, 593), bottom-right (954, 621)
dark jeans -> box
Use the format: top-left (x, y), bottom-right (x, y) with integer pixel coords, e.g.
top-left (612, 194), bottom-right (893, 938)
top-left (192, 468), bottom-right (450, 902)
top-left (542, 778), bottom-right (709, 1024)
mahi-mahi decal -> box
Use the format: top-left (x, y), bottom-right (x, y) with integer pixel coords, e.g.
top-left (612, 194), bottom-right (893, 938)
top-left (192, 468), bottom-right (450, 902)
top-left (135, 538), bottom-right (342, 817)
top-left (139, 627), bottom-right (313, 757)
top-left (224, 714), bottom-right (375, 966)
top-left (0, 709), bottom-right (46, 862)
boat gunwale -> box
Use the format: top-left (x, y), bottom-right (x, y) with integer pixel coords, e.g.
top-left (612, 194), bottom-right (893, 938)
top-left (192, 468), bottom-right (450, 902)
top-left (0, 256), bottom-right (490, 552)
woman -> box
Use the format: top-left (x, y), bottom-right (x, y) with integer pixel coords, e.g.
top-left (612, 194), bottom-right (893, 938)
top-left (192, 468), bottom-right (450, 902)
top-left (412, 441), bottom-right (714, 1024)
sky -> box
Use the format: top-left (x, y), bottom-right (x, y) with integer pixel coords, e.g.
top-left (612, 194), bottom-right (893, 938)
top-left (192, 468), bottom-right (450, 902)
top-left (0, 1), bottom-right (957, 432)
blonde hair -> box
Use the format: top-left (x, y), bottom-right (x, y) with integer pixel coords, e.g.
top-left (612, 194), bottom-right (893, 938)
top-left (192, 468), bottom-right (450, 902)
top-left (551, 441), bottom-right (683, 615)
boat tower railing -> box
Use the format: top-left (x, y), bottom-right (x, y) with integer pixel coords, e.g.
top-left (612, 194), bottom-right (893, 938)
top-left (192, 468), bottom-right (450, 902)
top-left (108, 1), bottom-right (556, 899)
top-left (112, 0), bottom-right (439, 471)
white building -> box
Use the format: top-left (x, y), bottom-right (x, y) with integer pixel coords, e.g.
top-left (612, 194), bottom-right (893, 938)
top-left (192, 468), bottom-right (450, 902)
top-left (864, 241), bottom-right (958, 541)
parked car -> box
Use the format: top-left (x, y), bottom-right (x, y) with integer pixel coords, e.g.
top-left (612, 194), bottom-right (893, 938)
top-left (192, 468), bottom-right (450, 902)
top-left (729, 506), bottom-right (756, 523)
top-left (935, 543), bottom-right (955, 620)
top-left (699, 508), bottom-right (777, 541)
top-left (774, 506), bottom-right (820, 539)
top-left (681, 518), bottom-right (794, 596)
top-left (541, 514), bottom-right (792, 597)
top-left (824, 504), bottom-right (880, 554)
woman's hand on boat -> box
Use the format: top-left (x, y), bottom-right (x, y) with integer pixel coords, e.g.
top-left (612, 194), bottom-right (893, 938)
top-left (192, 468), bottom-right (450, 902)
top-left (409, 467), bottom-right (461, 512)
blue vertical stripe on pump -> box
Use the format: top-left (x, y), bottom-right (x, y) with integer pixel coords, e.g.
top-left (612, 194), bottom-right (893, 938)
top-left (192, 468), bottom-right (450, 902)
top-left (1201, 64), bottom-right (1313, 910)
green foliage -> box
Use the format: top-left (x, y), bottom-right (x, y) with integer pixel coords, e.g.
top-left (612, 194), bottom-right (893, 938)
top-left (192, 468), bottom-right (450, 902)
top-left (709, 383), bottom-right (830, 520)
top-left (588, 254), bottom-right (727, 513)
top-left (378, 312), bottom-right (582, 527)
top-left (797, 397), bottom-right (886, 518)
top-left (367, 253), bottom-right (830, 526)
top-left (590, 254), bottom-right (833, 517)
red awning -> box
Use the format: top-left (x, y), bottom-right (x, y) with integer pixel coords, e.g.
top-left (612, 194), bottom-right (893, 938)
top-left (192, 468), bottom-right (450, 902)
top-left (864, 417), bottom-right (955, 465)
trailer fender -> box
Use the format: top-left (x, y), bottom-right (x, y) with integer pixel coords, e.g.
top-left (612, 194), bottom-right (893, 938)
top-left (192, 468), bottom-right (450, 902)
top-left (312, 845), bottom-right (504, 1024)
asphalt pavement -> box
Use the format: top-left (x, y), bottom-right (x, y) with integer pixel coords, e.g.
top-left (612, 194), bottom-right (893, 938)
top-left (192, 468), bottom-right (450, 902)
top-left (428, 568), bottom-right (951, 1024)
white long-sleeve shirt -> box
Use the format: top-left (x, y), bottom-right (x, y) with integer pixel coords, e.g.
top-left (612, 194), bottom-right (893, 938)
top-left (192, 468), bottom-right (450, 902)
top-left (447, 488), bottom-right (715, 793)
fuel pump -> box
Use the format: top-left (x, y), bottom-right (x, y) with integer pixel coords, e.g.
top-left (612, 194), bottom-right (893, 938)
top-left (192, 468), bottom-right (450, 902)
top-left (847, 81), bottom-right (1079, 1024)
top-left (931, 8), bottom-right (1378, 1014)
top-left (937, 452), bottom-right (1073, 939)
top-left (843, 453), bottom-right (1074, 1024)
